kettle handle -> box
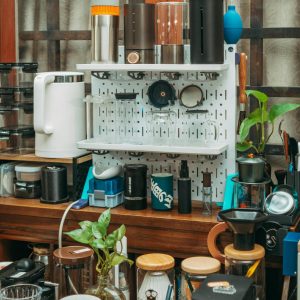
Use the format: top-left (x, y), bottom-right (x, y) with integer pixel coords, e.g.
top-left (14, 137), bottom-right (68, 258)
top-left (34, 73), bottom-right (55, 134)
top-left (207, 222), bottom-right (228, 264)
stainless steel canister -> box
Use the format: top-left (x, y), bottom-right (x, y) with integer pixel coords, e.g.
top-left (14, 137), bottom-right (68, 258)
top-left (91, 15), bottom-right (119, 63)
top-left (124, 4), bottom-right (155, 64)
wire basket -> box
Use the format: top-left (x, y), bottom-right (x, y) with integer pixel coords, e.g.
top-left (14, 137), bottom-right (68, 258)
top-left (0, 284), bottom-right (42, 300)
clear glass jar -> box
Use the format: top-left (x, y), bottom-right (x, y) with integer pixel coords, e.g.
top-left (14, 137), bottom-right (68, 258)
top-left (232, 177), bottom-right (271, 209)
top-left (180, 256), bottom-right (221, 300)
top-left (85, 275), bottom-right (126, 300)
top-left (30, 243), bottom-right (51, 281)
top-left (53, 246), bottom-right (94, 299)
top-left (224, 243), bottom-right (265, 300)
top-left (136, 253), bottom-right (175, 300)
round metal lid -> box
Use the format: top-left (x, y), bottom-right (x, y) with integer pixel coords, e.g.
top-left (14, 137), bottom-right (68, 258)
top-left (236, 156), bottom-right (265, 165)
top-left (265, 191), bottom-right (295, 215)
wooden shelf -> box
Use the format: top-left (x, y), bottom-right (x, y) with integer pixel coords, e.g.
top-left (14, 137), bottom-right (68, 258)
top-left (0, 197), bottom-right (220, 258)
top-left (0, 152), bottom-right (92, 164)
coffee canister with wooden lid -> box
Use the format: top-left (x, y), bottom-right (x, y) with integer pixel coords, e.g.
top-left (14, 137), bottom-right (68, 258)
top-left (225, 243), bottom-right (265, 300)
top-left (53, 246), bottom-right (94, 298)
top-left (180, 256), bottom-right (221, 300)
top-left (136, 253), bottom-right (175, 300)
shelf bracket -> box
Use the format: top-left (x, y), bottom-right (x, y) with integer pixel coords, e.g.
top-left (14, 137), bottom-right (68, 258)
top-left (127, 71), bottom-right (145, 80)
top-left (92, 71), bottom-right (110, 80)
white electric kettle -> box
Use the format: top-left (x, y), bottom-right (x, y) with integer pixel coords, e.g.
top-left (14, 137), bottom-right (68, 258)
top-left (34, 72), bottom-right (86, 158)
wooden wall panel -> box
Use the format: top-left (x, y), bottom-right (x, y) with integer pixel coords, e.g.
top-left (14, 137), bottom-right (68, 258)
top-left (0, 0), bottom-right (16, 62)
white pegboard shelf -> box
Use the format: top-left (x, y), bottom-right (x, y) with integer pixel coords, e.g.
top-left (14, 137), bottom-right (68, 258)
top-left (77, 138), bottom-right (228, 155)
top-left (76, 63), bottom-right (229, 72)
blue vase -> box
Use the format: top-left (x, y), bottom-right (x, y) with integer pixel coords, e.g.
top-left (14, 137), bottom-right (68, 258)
top-left (224, 5), bottom-right (243, 44)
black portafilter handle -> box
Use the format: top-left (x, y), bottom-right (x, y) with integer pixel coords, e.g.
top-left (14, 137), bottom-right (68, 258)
top-left (275, 169), bottom-right (287, 185)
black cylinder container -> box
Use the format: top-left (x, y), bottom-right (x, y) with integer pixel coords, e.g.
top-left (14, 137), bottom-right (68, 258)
top-left (40, 165), bottom-right (69, 204)
top-left (124, 4), bottom-right (155, 64)
top-left (190, 0), bottom-right (224, 64)
top-left (124, 164), bottom-right (147, 210)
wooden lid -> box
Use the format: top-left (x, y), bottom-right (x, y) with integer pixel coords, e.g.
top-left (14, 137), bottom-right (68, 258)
top-left (53, 246), bottom-right (94, 266)
top-left (181, 256), bottom-right (221, 275)
top-left (224, 244), bottom-right (265, 260)
top-left (136, 253), bottom-right (175, 271)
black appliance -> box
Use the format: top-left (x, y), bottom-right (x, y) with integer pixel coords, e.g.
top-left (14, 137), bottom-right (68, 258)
top-left (190, 0), bottom-right (224, 64)
top-left (192, 274), bottom-right (255, 300)
top-left (0, 258), bottom-right (56, 300)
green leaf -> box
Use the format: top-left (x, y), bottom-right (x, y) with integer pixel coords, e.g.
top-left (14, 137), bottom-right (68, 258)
top-left (92, 222), bottom-right (103, 239)
top-left (113, 225), bottom-right (126, 242)
top-left (91, 238), bottom-right (106, 250)
top-left (246, 90), bottom-right (268, 103)
top-left (236, 142), bottom-right (253, 152)
top-left (64, 228), bottom-right (92, 244)
top-left (98, 209), bottom-right (111, 236)
top-left (110, 254), bottom-right (134, 267)
top-left (79, 221), bottom-right (93, 230)
top-left (239, 108), bottom-right (269, 142)
top-left (269, 103), bottom-right (300, 122)
top-left (105, 233), bottom-right (116, 249)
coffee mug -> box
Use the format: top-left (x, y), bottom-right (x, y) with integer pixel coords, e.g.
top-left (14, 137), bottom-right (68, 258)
top-left (151, 173), bottom-right (174, 210)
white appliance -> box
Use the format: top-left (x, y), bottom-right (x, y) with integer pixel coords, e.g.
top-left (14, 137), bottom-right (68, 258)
top-left (34, 72), bottom-right (86, 158)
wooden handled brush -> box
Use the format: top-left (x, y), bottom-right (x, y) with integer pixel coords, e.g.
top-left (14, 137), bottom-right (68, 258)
top-left (237, 53), bottom-right (248, 134)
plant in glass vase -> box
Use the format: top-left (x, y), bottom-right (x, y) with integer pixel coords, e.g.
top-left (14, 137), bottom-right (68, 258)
top-left (65, 209), bottom-right (133, 300)
top-left (237, 90), bottom-right (300, 155)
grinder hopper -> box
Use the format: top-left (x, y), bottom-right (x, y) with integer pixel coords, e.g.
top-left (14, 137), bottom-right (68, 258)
top-left (218, 208), bottom-right (268, 251)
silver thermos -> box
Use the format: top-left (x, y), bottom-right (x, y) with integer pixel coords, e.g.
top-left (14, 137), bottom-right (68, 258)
top-left (91, 4), bottom-right (120, 63)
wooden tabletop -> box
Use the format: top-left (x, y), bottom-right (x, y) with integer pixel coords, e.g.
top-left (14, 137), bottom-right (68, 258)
top-left (0, 198), bottom-right (220, 258)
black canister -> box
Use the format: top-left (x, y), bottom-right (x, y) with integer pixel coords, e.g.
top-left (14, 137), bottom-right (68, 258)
top-left (190, 0), bottom-right (224, 64)
top-left (40, 165), bottom-right (69, 204)
top-left (124, 164), bottom-right (147, 210)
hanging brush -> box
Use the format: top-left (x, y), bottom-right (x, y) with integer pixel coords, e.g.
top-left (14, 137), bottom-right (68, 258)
top-left (237, 53), bottom-right (248, 134)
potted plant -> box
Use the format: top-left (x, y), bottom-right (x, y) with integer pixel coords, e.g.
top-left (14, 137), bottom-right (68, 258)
top-left (236, 90), bottom-right (300, 180)
top-left (65, 208), bottom-right (133, 299)
top-left (237, 90), bottom-right (300, 154)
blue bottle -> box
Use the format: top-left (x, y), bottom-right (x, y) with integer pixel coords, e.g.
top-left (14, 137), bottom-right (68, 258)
top-left (224, 5), bottom-right (243, 44)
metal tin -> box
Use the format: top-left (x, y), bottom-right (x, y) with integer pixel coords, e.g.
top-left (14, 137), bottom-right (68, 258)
top-left (91, 14), bottom-right (119, 63)
top-left (237, 156), bottom-right (266, 183)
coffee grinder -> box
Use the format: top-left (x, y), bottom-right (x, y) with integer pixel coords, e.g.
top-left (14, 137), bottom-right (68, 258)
top-left (124, 3), bottom-right (155, 64)
top-left (207, 208), bottom-right (268, 300)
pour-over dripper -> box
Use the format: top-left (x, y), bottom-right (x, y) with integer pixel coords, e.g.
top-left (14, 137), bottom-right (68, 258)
top-left (218, 208), bottom-right (268, 250)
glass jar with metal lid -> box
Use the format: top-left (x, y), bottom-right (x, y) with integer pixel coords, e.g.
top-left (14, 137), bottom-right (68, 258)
top-left (225, 243), bottom-right (265, 300)
top-left (180, 256), bottom-right (221, 300)
top-left (136, 253), bottom-right (175, 300)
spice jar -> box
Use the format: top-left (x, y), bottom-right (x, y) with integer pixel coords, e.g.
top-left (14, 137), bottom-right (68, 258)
top-left (224, 244), bottom-right (265, 300)
top-left (180, 256), bottom-right (221, 300)
top-left (136, 253), bottom-right (175, 300)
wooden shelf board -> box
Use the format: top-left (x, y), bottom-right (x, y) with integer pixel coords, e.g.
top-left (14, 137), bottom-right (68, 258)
top-left (0, 153), bottom-right (92, 164)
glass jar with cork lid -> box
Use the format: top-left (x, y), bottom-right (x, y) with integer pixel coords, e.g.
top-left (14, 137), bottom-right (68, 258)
top-left (180, 256), bottom-right (221, 300)
top-left (136, 253), bottom-right (175, 300)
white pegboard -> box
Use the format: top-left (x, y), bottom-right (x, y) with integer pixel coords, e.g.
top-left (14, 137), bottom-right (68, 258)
top-left (77, 45), bottom-right (237, 203)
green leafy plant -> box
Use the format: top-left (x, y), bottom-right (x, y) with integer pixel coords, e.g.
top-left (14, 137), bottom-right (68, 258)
top-left (237, 90), bottom-right (300, 154)
top-left (65, 209), bottom-right (133, 277)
